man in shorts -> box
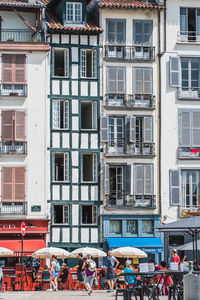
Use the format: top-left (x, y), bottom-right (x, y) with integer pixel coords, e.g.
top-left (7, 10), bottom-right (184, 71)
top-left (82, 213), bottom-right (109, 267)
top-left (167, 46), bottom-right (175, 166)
top-left (73, 253), bottom-right (86, 290)
top-left (106, 251), bottom-right (119, 292)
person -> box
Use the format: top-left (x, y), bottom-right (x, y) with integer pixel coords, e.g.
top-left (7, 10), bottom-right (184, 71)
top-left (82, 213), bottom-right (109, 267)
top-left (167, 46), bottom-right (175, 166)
top-left (42, 265), bottom-right (50, 280)
top-left (73, 253), bottom-right (86, 291)
top-left (123, 260), bottom-right (135, 287)
top-left (172, 249), bottom-right (180, 263)
top-left (58, 263), bottom-right (68, 290)
top-left (83, 254), bottom-right (97, 295)
top-left (106, 250), bottom-right (119, 293)
top-left (158, 261), bottom-right (173, 296)
top-left (99, 266), bottom-right (107, 290)
top-left (50, 255), bottom-right (60, 291)
top-left (32, 267), bottom-right (39, 283)
top-left (115, 265), bottom-right (125, 288)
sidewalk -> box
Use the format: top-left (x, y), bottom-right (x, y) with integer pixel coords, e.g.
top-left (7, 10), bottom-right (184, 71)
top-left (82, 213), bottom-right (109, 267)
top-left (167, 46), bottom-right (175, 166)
top-left (0, 290), bottom-right (168, 300)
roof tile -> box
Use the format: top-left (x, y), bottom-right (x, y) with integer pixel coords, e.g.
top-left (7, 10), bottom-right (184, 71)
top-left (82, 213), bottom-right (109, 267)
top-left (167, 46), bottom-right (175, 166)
top-left (98, 0), bottom-right (164, 9)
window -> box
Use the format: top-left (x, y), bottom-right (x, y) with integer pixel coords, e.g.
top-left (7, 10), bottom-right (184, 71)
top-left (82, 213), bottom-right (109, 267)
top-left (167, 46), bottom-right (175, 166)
top-left (134, 67), bottom-right (153, 96)
top-left (108, 117), bottom-right (124, 149)
top-left (180, 8), bottom-right (200, 41)
top-left (181, 58), bottom-right (200, 92)
top-left (66, 2), bottom-right (82, 23)
top-left (82, 205), bottom-right (97, 224)
top-left (179, 110), bottom-right (200, 147)
top-left (1, 111), bottom-right (25, 142)
top-left (109, 220), bottom-right (122, 234)
top-left (53, 49), bottom-right (69, 77)
top-left (135, 116), bottom-right (153, 144)
top-left (82, 153), bottom-right (97, 182)
top-left (81, 101), bottom-right (97, 130)
top-left (106, 19), bottom-right (126, 43)
top-left (133, 20), bottom-right (153, 45)
top-left (107, 67), bottom-right (125, 103)
top-left (126, 220), bottom-right (137, 234)
top-left (2, 167), bottom-right (25, 202)
top-left (52, 100), bottom-right (69, 129)
top-left (53, 153), bottom-right (69, 182)
top-left (134, 164), bottom-right (154, 195)
top-left (54, 205), bottom-right (69, 224)
top-left (81, 50), bottom-right (97, 78)
top-left (142, 220), bottom-right (153, 234)
top-left (182, 170), bottom-right (200, 207)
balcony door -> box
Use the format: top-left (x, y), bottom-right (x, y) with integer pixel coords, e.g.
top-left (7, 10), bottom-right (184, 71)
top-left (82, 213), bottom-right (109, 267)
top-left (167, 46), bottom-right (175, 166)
top-left (180, 8), bottom-right (200, 42)
top-left (109, 166), bottom-right (124, 206)
top-left (182, 170), bottom-right (200, 207)
top-left (108, 117), bottom-right (124, 153)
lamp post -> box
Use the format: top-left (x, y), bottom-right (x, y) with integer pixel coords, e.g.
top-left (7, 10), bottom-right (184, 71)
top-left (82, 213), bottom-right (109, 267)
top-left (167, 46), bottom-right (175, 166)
top-left (21, 222), bottom-right (26, 291)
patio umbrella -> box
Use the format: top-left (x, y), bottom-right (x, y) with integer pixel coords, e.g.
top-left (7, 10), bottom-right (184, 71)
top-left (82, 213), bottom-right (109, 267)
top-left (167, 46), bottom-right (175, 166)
top-left (32, 247), bottom-right (71, 259)
top-left (70, 247), bottom-right (107, 258)
top-left (0, 247), bottom-right (14, 257)
top-left (177, 240), bottom-right (200, 251)
top-left (110, 247), bottom-right (147, 258)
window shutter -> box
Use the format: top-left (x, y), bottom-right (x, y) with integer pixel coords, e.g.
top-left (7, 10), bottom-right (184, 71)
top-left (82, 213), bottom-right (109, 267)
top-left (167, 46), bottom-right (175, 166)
top-left (107, 19), bottom-right (115, 42)
top-left (135, 165), bottom-right (144, 195)
top-left (92, 101), bottom-right (97, 129)
top-left (52, 153), bottom-right (55, 181)
top-left (1, 111), bottom-right (14, 141)
top-left (192, 111), bottom-right (200, 147)
top-left (179, 111), bottom-right (191, 147)
top-left (2, 167), bottom-right (12, 202)
top-left (170, 56), bottom-right (179, 87)
top-left (15, 55), bottom-right (26, 83)
top-left (116, 68), bottom-right (125, 93)
top-left (52, 100), bottom-right (60, 129)
top-left (133, 21), bottom-right (143, 44)
top-left (116, 20), bottom-right (125, 43)
top-left (14, 111), bottom-right (25, 141)
top-left (169, 169), bottom-right (180, 206)
top-left (125, 116), bottom-right (130, 142)
top-left (134, 68), bottom-right (143, 94)
top-left (64, 101), bottom-right (69, 129)
top-left (107, 67), bottom-right (116, 93)
top-left (14, 167), bottom-right (25, 202)
top-left (101, 116), bottom-right (108, 142)
top-left (92, 205), bottom-right (97, 224)
top-left (2, 54), bottom-right (13, 83)
top-left (143, 21), bottom-right (153, 45)
top-left (64, 153), bottom-right (69, 181)
top-left (196, 9), bottom-right (200, 35)
top-left (93, 153), bottom-right (97, 182)
top-left (130, 116), bottom-right (136, 142)
top-left (144, 116), bottom-right (153, 143)
top-left (104, 164), bottom-right (110, 195)
top-left (92, 50), bottom-right (97, 78)
top-left (180, 8), bottom-right (188, 33)
top-left (81, 50), bottom-right (86, 77)
top-left (124, 165), bottom-right (131, 195)
top-left (64, 49), bottom-right (69, 77)
top-left (144, 164), bottom-right (153, 195)
top-left (143, 68), bottom-right (152, 94)
top-left (63, 205), bottom-right (69, 224)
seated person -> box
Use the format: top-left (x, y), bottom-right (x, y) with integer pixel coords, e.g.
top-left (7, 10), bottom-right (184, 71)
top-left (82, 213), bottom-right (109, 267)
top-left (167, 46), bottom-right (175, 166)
top-left (42, 265), bottom-right (50, 281)
top-left (123, 260), bottom-right (135, 287)
top-left (116, 265), bottom-right (125, 288)
top-left (58, 263), bottom-right (68, 290)
top-left (32, 267), bottom-right (40, 282)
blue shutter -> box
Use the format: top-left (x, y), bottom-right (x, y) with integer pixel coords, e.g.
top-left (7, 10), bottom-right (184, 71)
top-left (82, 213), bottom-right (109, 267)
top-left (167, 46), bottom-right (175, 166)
top-left (169, 170), bottom-right (180, 206)
top-left (196, 9), bottom-right (200, 37)
top-left (107, 19), bottom-right (116, 43)
top-left (170, 57), bottom-right (179, 87)
top-left (179, 111), bottom-right (191, 147)
top-left (116, 20), bottom-right (126, 43)
top-left (133, 21), bottom-right (143, 44)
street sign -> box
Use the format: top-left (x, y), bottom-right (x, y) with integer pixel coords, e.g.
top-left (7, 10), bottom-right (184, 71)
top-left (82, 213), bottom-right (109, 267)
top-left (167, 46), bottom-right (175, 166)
top-left (21, 222), bottom-right (26, 237)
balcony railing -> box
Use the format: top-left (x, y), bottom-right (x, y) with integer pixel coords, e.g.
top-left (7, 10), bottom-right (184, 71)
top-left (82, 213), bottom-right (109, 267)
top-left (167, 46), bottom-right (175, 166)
top-left (0, 202), bottom-right (27, 215)
top-left (105, 140), bottom-right (155, 156)
top-left (104, 45), bottom-right (155, 61)
top-left (0, 84), bottom-right (27, 97)
top-left (178, 87), bottom-right (200, 99)
top-left (178, 147), bottom-right (200, 159)
top-left (105, 192), bottom-right (156, 208)
top-left (179, 205), bottom-right (200, 217)
top-left (177, 31), bottom-right (200, 43)
top-left (1, 29), bottom-right (42, 43)
top-left (0, 142), bottom-right (27, 155)
top-left (104, 94), bottom-right (155, 109)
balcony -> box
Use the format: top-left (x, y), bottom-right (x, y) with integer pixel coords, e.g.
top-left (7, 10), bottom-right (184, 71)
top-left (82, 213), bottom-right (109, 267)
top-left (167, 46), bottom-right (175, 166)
top-left (0, 202), bottom-right (27, 215)
top-left (1, 29), bottom-right (42, 43)
top-left (179, 205), bottom-right (200, 218)
top-left (0, 142), bottom-right (27, 155)
top-left (177, 31), bottom-right (200, 44)
top-left (178, 87), bottom-right (200, 100)
top-left (0, 84), bottom-right (27, 97)
top-left (105, 192), bottom-right (156, 208)
top-left (104, 94), bottom-right (155, 109)
top-left (105, 140), bottom-right (155, 156)
top-left (178, 147), bottom-right (200, 159)
top-left (104, 45), bottom-right (155, 61)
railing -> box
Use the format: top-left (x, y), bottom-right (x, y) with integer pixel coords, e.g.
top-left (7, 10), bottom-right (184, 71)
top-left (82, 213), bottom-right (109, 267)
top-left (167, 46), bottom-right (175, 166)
top-left (1, 29), bottom-right (42, 43)
top-left (132, 142), bottom-right (155, 155)
top-left (104, 45), bottom-right (155, 61)
top-left (177, 31), bottom-right (200, 43)
top-left (105, 191), bottom-right (130, 207)
top-left (178, 87), bottom-right (200, 99)
top-left (133, 195), bottom-right (156, 208)
top-left (105, 140), bottom-right (127, 155)
top-left (179, 205), bottom-right (200, 217)
top-left (178, 147), bottom-right (200, 159)
top-left (0, 142), bottom-right (27, 155)
top-left (0, 202), bottom-right (27, 215)
top-left (106, 192), bottom-right (156, 208)
top-left (105, 141), bottom-right (155, 156)
top-left (0, 84), bottom-right (27, 97)
top-left (104, 94), bottom-right (155, 109)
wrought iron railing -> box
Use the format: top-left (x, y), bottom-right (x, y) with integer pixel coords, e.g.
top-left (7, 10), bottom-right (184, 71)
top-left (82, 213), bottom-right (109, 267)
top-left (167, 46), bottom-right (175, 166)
top-left (0, 202), bottom-right (27, 215)
top-left (0, 84), bottom-right (27, 97)
top-left (178, 87), bottom-right (200, 99)
top-left (104, 93), bottom-right (155, 108)
top-left (105, 140), bottom-right (155, 156)
top-left (133, 195), bottom-right (156, 208)
top-left (177, 31), bottom-right (200, 43)
top-left (132, 142), bottom-right (155, 155)
top-left (178, 147), bottom-right (200, 159)
top-left (179, 205), bottom-right (200, 217)
top-left (104, 45), bottom-right (155, 61)
top-left (106, 191), bottom-right (130, 207)
top-left (0, 142), bottom-right (27, 155)
top-left (106, 193), bottom-right (156, 208)
top-left (1, 29), bottom-right (41, 43)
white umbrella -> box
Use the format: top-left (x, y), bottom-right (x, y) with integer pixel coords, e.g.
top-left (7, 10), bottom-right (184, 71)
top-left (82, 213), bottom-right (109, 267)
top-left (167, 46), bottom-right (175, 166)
top-left (70, 247), bottom-right (107, 258)
top-left (32, 247), bottom-right (71, 259)
top-left (0, 247), bottom-right (14, 257)
top-left (111, 247), bottom-right (147, 258)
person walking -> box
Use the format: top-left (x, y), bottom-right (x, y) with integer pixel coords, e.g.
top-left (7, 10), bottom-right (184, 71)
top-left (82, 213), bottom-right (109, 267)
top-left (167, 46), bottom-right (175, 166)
top-left (50, 255), bottom-right (60, 291)
top-left (106, 250), bottom-right (119, 293)
top-left (83, 254), bottom-right (97, 295)
top-left (73, 253), bottom-right (86, 291)
top-left (172, 249), bottom-right (180, 263)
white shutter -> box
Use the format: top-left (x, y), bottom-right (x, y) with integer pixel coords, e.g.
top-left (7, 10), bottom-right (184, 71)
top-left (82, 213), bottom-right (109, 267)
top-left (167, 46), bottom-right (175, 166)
top-left (92, 50), bottom-right (97, 78)
top-left (53, 100), bottom-right (60, 129)
top-left (63, 205), bottom-right (69, 224)
top-left (64, 49), bottom-right (69, 77)
top-left (81, 50), bottom-right (86, 77)
top-left (144, 116), bottom-right (153, 143)
top-left (92, 101), bottom-right (97, 129)
top-left (135, 165), bottom-right (144, 195)
top-left (130, 116), bottom-right (136, 142)
top-left (180, 111), bottom-right (191, 147)
top-left (116, 68), bottom-right (125, 93)
top-left (104, 164), bottom-right (110, 195)
top-left (192, 111), bottom-right (200, 147)
top-left (169, 170), bottom-right (180, 206)
top-left (64, 153), bottom-right (69, 181)
top-left (93, 153), bottom-right (97, 182)
top-left (144, 164), bottom-right (153, 195)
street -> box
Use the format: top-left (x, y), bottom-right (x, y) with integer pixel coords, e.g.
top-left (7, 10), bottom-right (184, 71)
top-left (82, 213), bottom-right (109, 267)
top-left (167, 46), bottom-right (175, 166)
top-left (0, 291), bottom-right (168, 300)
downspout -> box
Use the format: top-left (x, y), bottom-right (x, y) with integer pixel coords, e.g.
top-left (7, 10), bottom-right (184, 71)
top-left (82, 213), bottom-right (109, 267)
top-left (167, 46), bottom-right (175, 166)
top-left (164, 0), bottom-right (166, 52)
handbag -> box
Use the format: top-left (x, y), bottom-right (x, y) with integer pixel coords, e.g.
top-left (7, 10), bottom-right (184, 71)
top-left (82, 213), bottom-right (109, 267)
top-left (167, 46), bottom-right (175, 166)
top-left (94, 277), bottom-right (98, 286)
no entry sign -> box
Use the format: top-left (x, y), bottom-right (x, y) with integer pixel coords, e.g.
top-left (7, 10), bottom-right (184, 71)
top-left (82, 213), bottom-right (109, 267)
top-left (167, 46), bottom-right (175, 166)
top-left (21, 222), bottom-right (26, 237)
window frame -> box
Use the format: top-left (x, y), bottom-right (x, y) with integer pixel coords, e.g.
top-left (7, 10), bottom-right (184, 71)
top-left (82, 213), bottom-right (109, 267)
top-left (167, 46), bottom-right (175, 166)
top-left (53, 204), bottom-right (69, 225)
top-left (81, 101), bottom-right (97, 131)
top-left (109, 219), bottom-right (122, 235)
top-left (80, 49), bottom-right (97, 79)
top-left (66, 2), bottom-right (82, 23)
top-left (133, 20), bottom-right (153, 46)
top-left (2, 166), bottom-right (25, 202)
top-left (179, 109), bottom-right (200, 147)
top-left (81, 205), bottom-right (97, 225)
top-left (181, 169), bottom-right (200, 207)
top-left (134, 163), bottom-right (154, 195)
top-left (52, 152), bottom-right (69, 182)
top-left (142, 220), bottom-right (153, 234)
top-left (106, 19), bottom-right (126, 44)
top-left (82, 152), bottom-right (98, 183)
top-left (52, 99), bottom-right (69, 130)
top-left (52, 48), bottom-right (69, 78)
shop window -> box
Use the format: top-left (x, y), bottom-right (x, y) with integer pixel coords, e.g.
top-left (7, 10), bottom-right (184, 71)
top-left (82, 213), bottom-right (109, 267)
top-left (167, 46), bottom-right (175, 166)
top-left (54, 205), bottom-right (69, 224)
top-left (81, 101), bottom-right (97, 130)
top-left (82, 153), bottom-right (97, 182)
top-left (109, 220), bottom-right (122, 234)
top-left (52, 100), bottom-right (69, 129)
top-left (53, 153), bottom-right (69, 182)
top-left (126, 220), bottom-right (137, 234)
top-left (81, 50), bottom-right (97, 78)
top-left (82, 205), bottom-right (97, 224)
top-left (142, 220), bottom-right (153, 234)
top-left (53, 49), bottom-right (69, 77)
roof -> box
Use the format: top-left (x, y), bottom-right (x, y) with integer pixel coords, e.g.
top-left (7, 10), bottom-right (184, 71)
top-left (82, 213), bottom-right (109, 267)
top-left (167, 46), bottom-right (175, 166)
top-left (157, 216), bottom-right (200, 232)
top-left (99, 0), bottom-right (165, 9)
top-left (0, 0), bottom-right (45, 8)
top-left (46, 11), bottom-right (102, 33)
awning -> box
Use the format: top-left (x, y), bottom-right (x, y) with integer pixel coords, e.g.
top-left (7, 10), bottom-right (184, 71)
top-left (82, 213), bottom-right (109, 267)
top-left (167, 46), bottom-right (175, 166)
top-left (106, 237), bottom-right (163, 254)
top-left (0, 239), bottom-right (46, 257)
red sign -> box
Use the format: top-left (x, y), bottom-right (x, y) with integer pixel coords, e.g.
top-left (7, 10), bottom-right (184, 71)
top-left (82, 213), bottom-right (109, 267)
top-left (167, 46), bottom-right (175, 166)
top-left (0, 219), bottom-right (49, 234)
top-left (21, 222), bottom-right (26, 236)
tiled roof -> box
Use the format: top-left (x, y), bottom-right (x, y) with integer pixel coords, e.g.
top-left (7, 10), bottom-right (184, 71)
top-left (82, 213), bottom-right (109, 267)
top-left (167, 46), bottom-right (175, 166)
top-left (0, 0), bottom-right (45, 7)
top-left (46, 11), bottom-right (103, 33)
top-left (99, 0), bottom-right (164, 9)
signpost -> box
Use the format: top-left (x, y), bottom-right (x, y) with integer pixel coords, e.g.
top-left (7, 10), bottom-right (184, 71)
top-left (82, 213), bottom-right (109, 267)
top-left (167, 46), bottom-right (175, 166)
top-left (21, 222), bottom-right (25, 291)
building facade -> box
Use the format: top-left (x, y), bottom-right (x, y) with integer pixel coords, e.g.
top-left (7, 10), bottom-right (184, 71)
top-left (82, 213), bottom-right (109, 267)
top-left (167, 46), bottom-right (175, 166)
top-left (45, 0), bottom-right (102, 252)
top-left (99, 0), bottom-right (164, 262)
top-left (161, 0), bottom-right (200, 262)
